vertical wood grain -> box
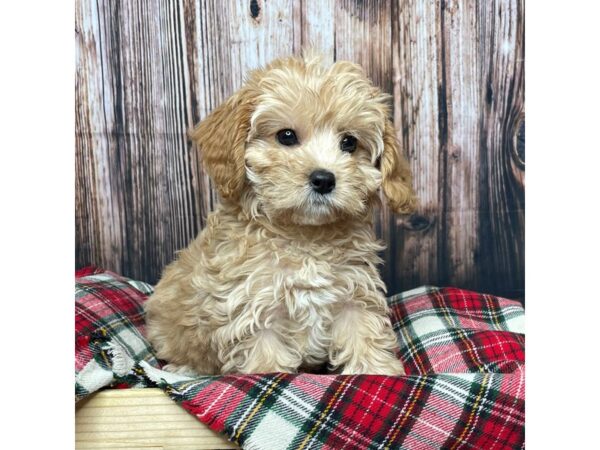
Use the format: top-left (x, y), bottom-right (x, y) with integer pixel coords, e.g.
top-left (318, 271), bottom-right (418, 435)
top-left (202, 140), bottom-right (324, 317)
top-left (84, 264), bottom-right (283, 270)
top-left (75, 0), bottom-right (525, 300)
top-left (476, 0), bottom-right (525, 298)
top-left (76, 0), bottom-right (201, 283)
top-left (440, 0), bottom-right (483, 290)
top-left (295, 0), bottom-right (335, 60)
top-left (76, 0), bottom-right (125, 275)
top-left (389, 0), bottom-right (524, 298)
top-left (392, 0), bottom-right (442, 292)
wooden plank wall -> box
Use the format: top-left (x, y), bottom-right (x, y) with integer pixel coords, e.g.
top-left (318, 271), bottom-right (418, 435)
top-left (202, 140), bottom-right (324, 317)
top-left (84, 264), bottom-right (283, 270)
top-left (76, 0), bottom-right (525, 300)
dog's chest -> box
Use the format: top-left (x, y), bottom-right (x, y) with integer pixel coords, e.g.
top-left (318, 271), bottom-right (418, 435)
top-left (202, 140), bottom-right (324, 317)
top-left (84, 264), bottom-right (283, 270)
top-left (270, 245), bottom-right (353, 362)
top-left (274, 239), bottom-right (348, 301)
top-left (232, 229), bottom-right (377, 362)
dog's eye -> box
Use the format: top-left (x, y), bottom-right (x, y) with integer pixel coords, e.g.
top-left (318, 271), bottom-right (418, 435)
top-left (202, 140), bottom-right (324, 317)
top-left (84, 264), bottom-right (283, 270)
top-left (340, 135), bottom-right (358, 153)
top-left (276, 129), bottom-right (299, 146)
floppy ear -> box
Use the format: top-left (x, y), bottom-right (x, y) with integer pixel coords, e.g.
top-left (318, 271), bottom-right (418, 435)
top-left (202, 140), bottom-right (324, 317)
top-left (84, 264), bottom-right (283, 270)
top-left (189, 89), bottom-right (254, 200)
top-left (380, 120), bottom-right (416, 214)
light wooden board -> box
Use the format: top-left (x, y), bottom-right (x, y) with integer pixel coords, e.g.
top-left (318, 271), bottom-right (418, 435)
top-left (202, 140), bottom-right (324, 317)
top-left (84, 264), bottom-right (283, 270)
top-left (75, 0), bottom-right (525, 300)
top-left (76, 388), bottom-right (238, 449)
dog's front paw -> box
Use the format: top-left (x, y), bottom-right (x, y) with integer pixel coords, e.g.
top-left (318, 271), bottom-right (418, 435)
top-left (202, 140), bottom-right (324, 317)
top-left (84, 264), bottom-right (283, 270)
top-left (342, 358), bottom-right (406, 376)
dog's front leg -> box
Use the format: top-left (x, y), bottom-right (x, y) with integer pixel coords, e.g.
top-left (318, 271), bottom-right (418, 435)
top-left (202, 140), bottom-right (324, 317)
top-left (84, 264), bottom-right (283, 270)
top-left (217, 327), bottom-right (303, 375)
top-left (329, 296), bottom-right (405, 375)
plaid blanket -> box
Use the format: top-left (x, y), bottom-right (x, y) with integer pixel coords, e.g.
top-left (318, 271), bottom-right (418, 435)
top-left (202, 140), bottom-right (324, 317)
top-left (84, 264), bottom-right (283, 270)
top-left (75, 267), bottom-right (525, 450)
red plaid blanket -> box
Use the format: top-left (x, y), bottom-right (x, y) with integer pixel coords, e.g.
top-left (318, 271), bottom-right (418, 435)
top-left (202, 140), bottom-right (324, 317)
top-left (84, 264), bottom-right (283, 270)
top-left (75, 267), bottom-right (524, 450)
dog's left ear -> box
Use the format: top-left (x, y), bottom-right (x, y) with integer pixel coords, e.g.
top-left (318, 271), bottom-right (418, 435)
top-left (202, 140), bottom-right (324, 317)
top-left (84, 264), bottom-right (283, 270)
top-left (189, 88), bottom-right (254, 200)
top-left (379, 120), bottom-right (416, 214)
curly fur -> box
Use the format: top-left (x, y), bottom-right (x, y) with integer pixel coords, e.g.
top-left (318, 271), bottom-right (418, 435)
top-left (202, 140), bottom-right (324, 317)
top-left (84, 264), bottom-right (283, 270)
top-left (144, 53), bottom-right (416, 375)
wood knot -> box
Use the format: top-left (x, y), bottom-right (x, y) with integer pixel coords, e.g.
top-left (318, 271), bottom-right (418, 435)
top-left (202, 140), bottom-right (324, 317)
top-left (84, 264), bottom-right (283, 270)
top-left (450, 146), bottom-right (461, 161)
top-left (511, 114), bottom-right (525, 170)
top-left (249, 0), bottom-right (261, 21)
top-left (515, 119), bottom-right (525, 165)
top-left (398, 214), bottom-right (435, 232)
top-left (486, 81), bottom-right (494, 105)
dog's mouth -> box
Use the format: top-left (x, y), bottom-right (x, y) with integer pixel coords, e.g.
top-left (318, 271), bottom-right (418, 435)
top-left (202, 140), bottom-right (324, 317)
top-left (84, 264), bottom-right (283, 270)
top-left (283, 192), bottom-right (341, 225)
top-left (263, 194), bottom-right (359, 227)
top-left (307, 191), bottom-right (333, 206)
top-left (248, 182), bottom-right (362, 227)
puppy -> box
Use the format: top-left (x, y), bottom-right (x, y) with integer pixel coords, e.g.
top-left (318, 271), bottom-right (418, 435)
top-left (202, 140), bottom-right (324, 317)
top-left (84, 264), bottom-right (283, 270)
top-left (144, 54), bottom-right (415, 376)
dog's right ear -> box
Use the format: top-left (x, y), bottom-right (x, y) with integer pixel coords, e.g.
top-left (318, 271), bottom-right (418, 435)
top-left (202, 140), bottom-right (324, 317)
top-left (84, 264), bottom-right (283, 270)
top-left (189, 89), bottom-right (254, 200)
top-left (380, 120), bottom-right (416, 214)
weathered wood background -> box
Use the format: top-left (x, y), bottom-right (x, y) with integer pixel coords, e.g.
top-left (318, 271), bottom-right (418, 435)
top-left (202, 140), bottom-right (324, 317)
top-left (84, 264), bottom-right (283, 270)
top-left (76, 0), bottom-right (525, 300)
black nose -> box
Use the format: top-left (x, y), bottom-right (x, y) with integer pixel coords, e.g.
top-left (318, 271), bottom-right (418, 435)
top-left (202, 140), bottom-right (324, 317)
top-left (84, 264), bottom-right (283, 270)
top-left (309, 169), bottom-right (336, 194)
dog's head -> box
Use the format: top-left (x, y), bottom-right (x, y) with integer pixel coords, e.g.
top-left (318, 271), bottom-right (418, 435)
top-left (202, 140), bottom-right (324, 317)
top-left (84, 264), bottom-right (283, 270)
top-left (190, 54), bottom-right (415, 225)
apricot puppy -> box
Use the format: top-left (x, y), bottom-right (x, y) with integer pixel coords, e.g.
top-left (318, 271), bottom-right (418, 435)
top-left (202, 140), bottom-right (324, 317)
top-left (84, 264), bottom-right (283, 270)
top-left (145, 54), bottom-right (415, 375)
